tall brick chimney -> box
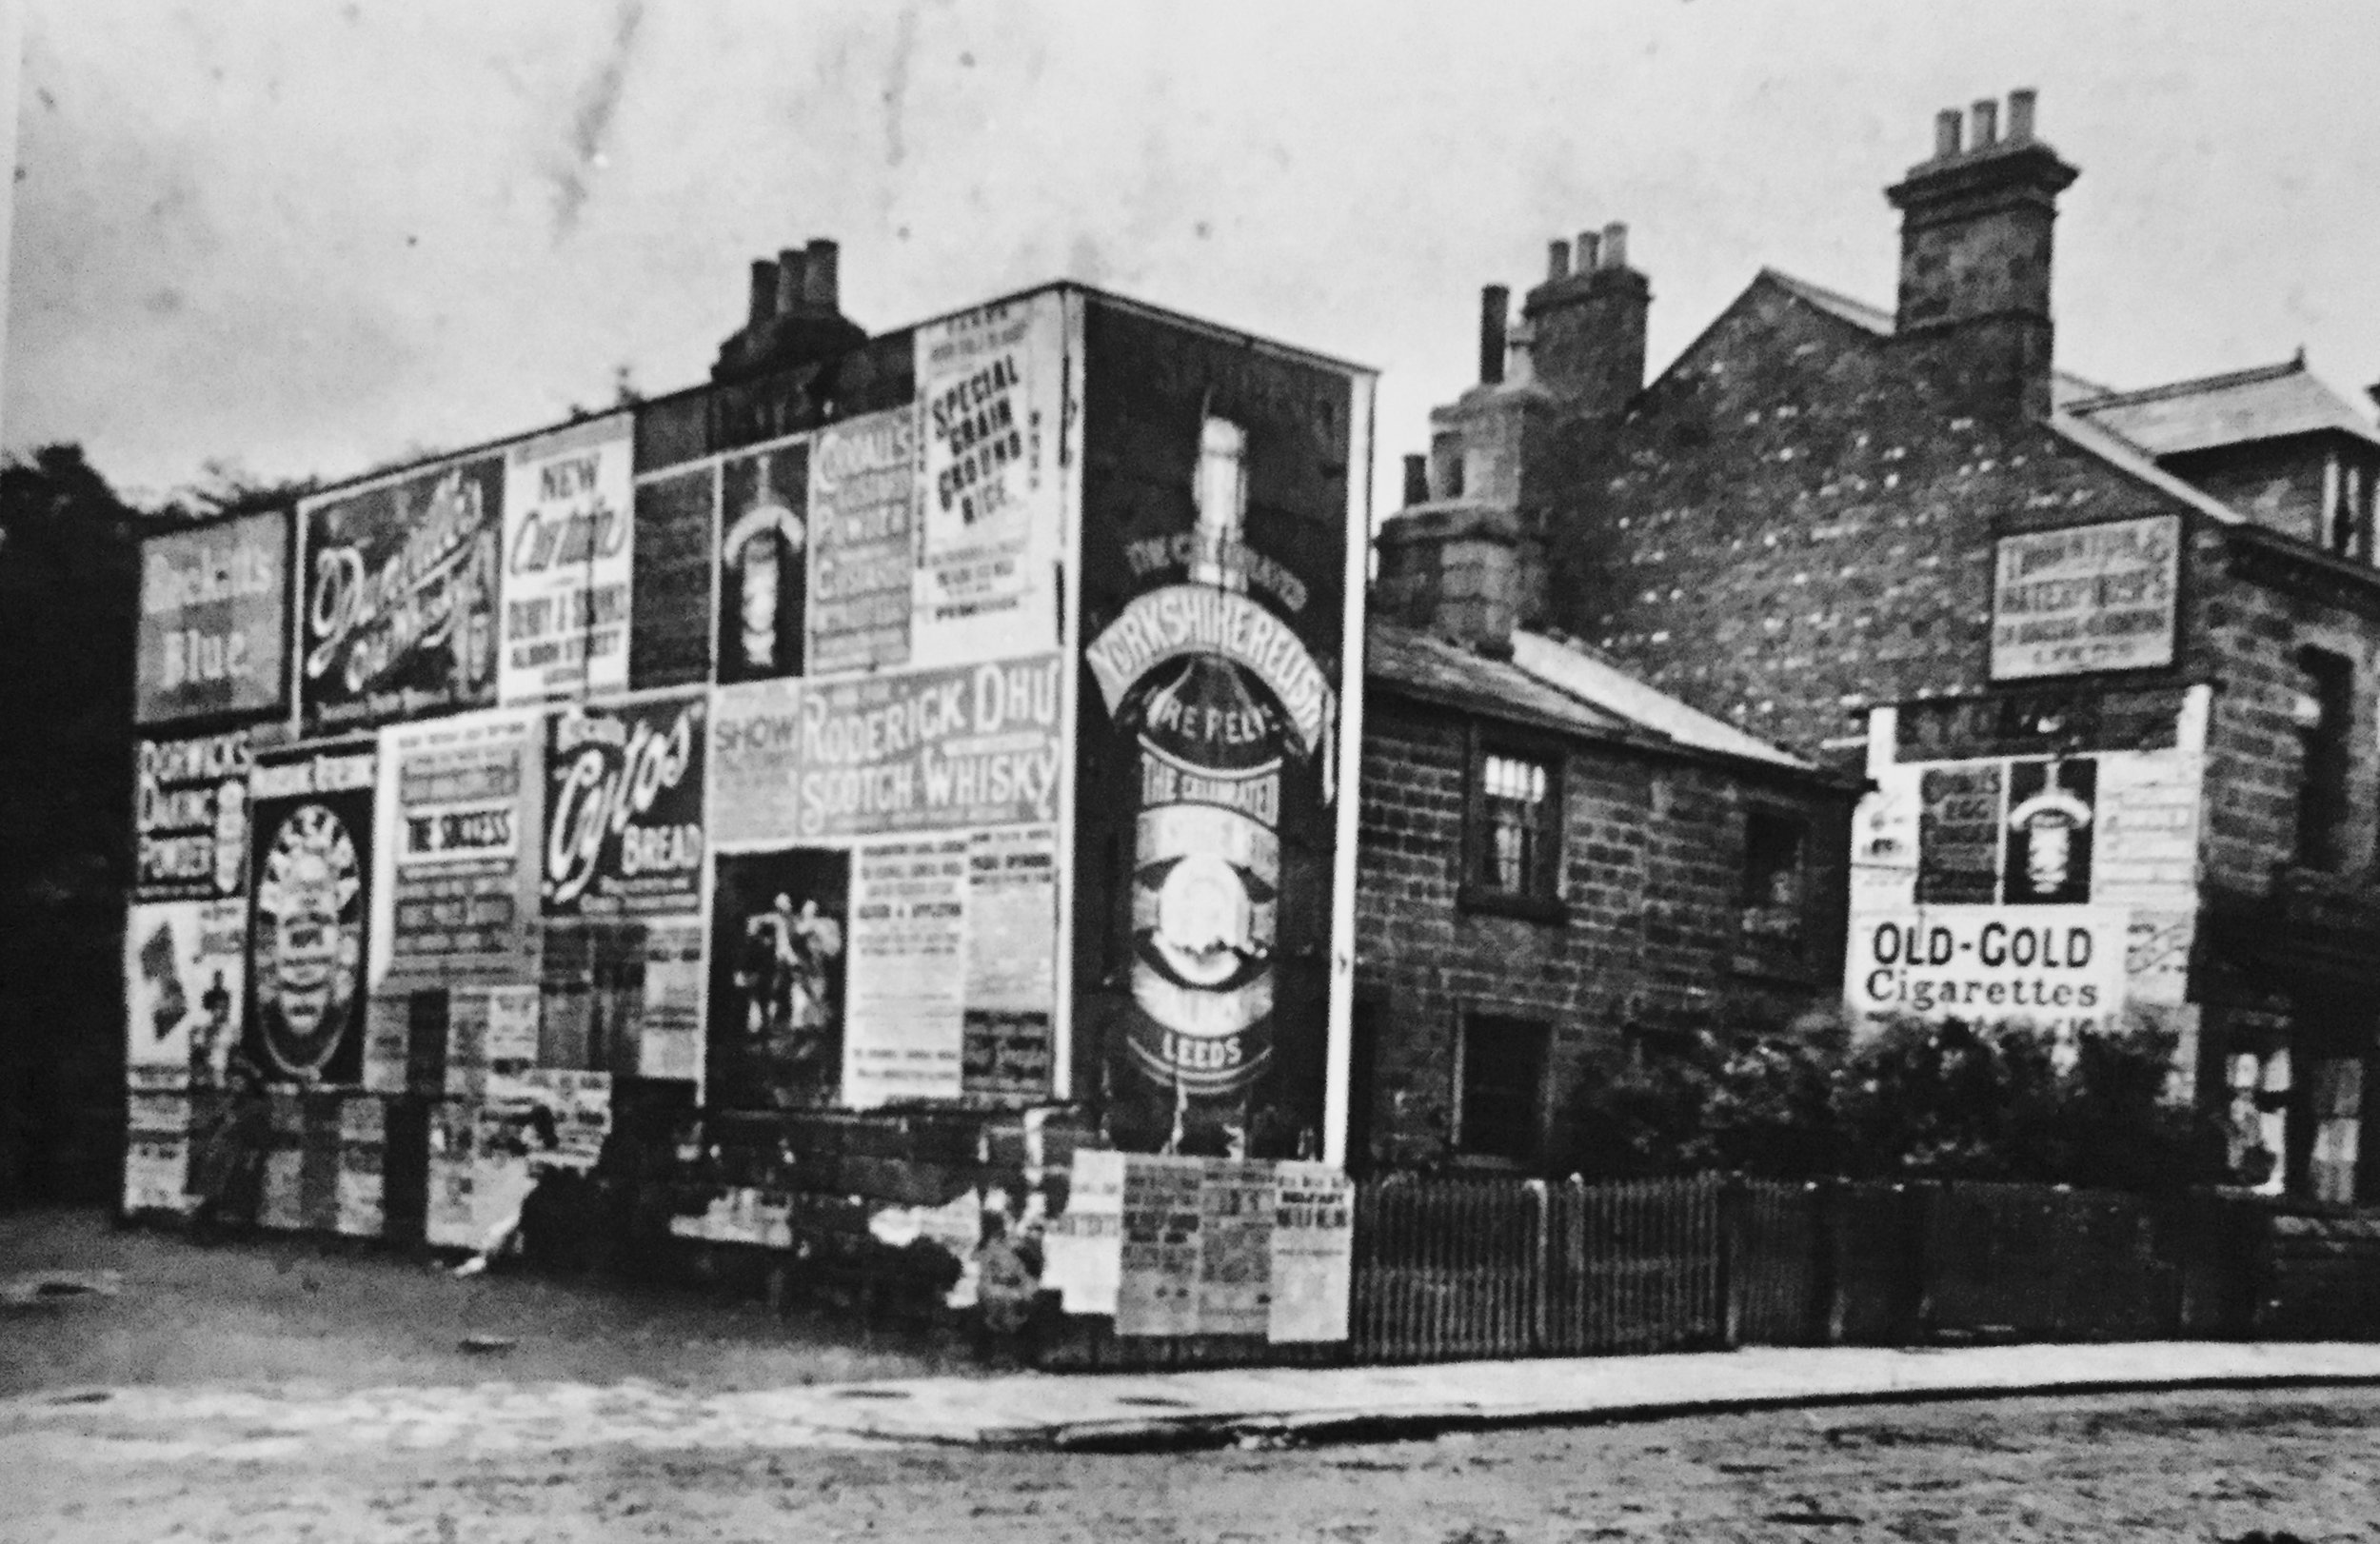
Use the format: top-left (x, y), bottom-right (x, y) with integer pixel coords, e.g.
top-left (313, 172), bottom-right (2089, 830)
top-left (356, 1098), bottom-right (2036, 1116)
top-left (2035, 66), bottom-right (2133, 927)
top-left (1885, 89), bottom-right (2077, 420)
top-left (1520, 219), bottom-right (1649, 420)
top-left (713, 238), bottom-right (868, 384)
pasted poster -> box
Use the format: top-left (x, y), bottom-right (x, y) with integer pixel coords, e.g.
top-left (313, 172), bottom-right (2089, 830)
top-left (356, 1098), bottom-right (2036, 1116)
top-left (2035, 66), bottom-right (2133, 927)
top-left (500, 414), bottom-right (634, 703)
top-left (706, 847), bottom-right (850, 1109)
top-left (962, 825), bottom-right (1057, 1098)
top-left (244, 743), bottom-right (377, 1085)
top-left (1991, 515), bottom-right (2180, 681)
top-left (373, 709), bottom-right (544, 989)
top-left (124, 900), bottom-right (246, 1090)
top-left (1916, 763), bottom-right (2003, 904)
top-left (1999, 759), bottom-right (2097, 906)
top-left (638, 921), bottom-right (706, 1081)
top-left (1850, 762), bottom-right (1920, 911)
top-left (843, 837), bottom-right (971, 1108)
top-left (709, 654), bottom-right (1063, 846)
top-left (912, 295), bottom-right (1066, 665)
top-left (1115, 1153), bottom-right (1204, 1337)
top-left (299, 455), bottom-right (504, 730)
top-left (135, 729), bottom-right (253, 903)
top-left (1268, 1162), bottom-right (1354, 1343)
top-left (135, 511), bottom-right (288, 724)
top-left (627, 465), bottom-right (717, 690)
top-left (1196, 1159), bottom-right (1274, 1337)
top-left (808, 406), bottom-right (918, 675)
top-left (1043, 1147), bottom-right (1124, 1315)
top-left (1075, 299), bottom-right (1359, 1159)
top-left (544, 692), bottom-right (706, 919)
top-left (717, 441), bottom-right (809, 683)
top-left (1845, 905), bottom-right (2129, 1038)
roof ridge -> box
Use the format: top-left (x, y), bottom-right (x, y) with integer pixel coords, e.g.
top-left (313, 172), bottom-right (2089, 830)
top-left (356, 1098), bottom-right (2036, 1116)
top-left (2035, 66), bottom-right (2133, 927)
top-left (2070, 357), bottom-right (2306, 412)
top-left (1757, 267), bottom-right (1894, 334)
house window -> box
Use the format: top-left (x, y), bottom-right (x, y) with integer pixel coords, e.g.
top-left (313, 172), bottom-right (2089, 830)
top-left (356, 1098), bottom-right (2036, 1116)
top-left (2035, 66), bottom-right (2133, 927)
top-left (1739, 808), bottom-right (1809, 955)
top-left (2295, 647), bottom-right (2355, 872)
top-left (1458, 1015), bottom-right (1551, 1162)
top-left (2327, 456), bottom-right (2371, 561)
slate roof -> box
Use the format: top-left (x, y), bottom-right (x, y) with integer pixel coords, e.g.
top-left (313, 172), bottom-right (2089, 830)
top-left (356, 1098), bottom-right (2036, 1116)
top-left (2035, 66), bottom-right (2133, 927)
top-left (1365, 619), bottom-right (1814, 773)
top-left (1758, 268), bottom-right (2112, 406)
top-left (2064, 357), bottom-right (2380, 456)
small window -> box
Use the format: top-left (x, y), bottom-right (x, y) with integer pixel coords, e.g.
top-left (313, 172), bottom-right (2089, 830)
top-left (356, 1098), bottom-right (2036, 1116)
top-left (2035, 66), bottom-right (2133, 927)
top-left (1458, 1015), bottom-right (1550, 1162)
top-left (1741, 809), bottom-right (1808, 911)
top-left (2328, 458), bottom-right (2370, 561)
top-left (2294, 646), bottom-right (2354, 872)
top-left (1469, 745), bottom-right (1558, 899)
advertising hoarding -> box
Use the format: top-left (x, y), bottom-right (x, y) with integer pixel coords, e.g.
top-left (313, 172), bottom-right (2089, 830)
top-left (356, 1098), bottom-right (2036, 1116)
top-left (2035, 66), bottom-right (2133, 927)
top-left (705, 847), bottom-right (850, 1109)
top-left (125, 900), bottom-right (246, 1090)
top-left (134, 729), bottom-right (253, 903)
top-left (807, 406), bottom-right (919, 674)
top-left (244, 742), bottom-right (378, 1085)
top-left (373, 708), bottom-right (545, 990)
top-left (1990, 515), bottom-right (2180, 681)
top-left (717, 442), bottom-right (809, 683)
top-left (135, 511), bottom-right (288, 724)
top-left (500, 415), bottom-right (634, 703)
top-left (543, 691), bottom-right (707, 920)
top-left (299, 456), bottom-right (505, 730)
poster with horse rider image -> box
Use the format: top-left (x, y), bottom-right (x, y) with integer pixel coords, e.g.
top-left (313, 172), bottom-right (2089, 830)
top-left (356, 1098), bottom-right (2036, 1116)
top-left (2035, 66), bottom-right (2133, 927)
top-left (242, 741), bottom-right (379, 1087)
top-left (705, 848), bottom-right (850, 1109)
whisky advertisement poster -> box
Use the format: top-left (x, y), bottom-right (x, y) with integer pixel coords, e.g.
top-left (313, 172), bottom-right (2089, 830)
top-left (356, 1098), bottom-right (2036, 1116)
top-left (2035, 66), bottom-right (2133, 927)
top-left (499, 414), bottom-right (634, 704)
top-left (912, 294), bottom-right (1065, 666)
top-left (244, 742), bottom-right (378, 1085)
top-left (135, 510), bottom-right (289, 724)
top-left (135, 729), bottom-right (253, 902)
top-left (807, 406), bottom-right (918, 675)
top-left (709, 654), bottom-right (1063, 847)
top-left (124, 899), bottom-right (247, 1090)
top-left (842, 836), bottom-right (970, 1108)
top-left (372, 708), bottom-right (544, 988)
top-left (543, 691), bottom-right (707, 919)
top-left (717, 441), bottom-right (808, 683)
top-left (299, 455), bottom-right (505, 731)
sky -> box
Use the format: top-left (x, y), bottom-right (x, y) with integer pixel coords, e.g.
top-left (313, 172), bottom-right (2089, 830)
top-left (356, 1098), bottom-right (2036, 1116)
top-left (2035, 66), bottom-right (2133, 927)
top-left (12, 1), bottom-right (2380, 509)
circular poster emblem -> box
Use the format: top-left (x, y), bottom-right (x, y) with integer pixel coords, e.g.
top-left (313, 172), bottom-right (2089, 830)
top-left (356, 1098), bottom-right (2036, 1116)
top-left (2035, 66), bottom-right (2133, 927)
top-left (251, 802), bottom-right (362, 1079)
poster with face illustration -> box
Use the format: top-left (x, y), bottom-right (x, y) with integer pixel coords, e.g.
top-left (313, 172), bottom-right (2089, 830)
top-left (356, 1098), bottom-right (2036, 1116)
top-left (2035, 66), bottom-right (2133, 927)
top-left (125, 900), bottom-right (247, 1090)
top-left (243, 743), bottom-right (377, 1085)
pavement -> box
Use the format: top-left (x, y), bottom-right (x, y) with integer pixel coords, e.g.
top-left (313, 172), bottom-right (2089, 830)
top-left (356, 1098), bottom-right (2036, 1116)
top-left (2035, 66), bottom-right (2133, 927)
top-left (10, 1340), bottom-right (2380, 1459)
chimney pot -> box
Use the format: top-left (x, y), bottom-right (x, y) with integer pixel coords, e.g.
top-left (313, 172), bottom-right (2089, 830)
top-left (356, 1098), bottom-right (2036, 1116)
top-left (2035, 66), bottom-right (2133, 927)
top-left (1600, 222), bottom-right (1628, 271)
top-left (2007, 89), bottom-right (2037, 143)
top-left (749, 259), bottom-right (778, 327)
top-left (1402, 453), bottom-right (1430, 508)
top-left (1934, 109), bottom-right (1963, 160)
top-left (1479, 285), bottom-right (1510, 386)
top-left (803, 238), bottom-right (839, 308)
top-left (1971, 98), bottom-right (1999, 149)
top-left (1547, 239), bottom-right (1571, 282)
top-left (1575, 229), bottom-right (1600, 272)
top-left (775, 247), bottom-right (804, 316)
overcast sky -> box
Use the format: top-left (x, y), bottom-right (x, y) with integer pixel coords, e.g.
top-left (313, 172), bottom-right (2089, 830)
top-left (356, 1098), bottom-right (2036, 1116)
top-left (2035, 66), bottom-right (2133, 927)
top-left (12, 1), bottom-right (2380, 507)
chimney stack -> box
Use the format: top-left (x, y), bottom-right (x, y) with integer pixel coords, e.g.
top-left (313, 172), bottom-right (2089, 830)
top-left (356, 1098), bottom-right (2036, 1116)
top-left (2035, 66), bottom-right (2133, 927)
top-left (713, 237), bottom-right (870, 385)
top-left (775, 247), bottom-right (805, 317)
top-left (803, 239), bottom-right (839, 307)
top-left (1520, 216), bottom-right (1650, 419)
top-left (1575, 229), bottom-right (1600, 272)
top-left (1547, 239), bottom-right (1571, 283)
top-left (1600, 222), bottom-right (1627, 271)
top-left (1479, 285), bottom-right (1510, 386)
top-left (1886, 89), bottom-right (2077, 419)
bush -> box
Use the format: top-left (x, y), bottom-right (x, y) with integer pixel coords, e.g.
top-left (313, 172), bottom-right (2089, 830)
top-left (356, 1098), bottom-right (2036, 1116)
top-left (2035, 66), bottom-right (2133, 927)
top-left (1548, 1011), bottom-right (2232, 1192)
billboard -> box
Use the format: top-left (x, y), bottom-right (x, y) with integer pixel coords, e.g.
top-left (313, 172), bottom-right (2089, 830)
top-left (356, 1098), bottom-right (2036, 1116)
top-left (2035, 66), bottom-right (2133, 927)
top-left (372, 708), bottom-right (545, 990)
top-left (1991, 515), bottom-right (2180, 681)
top-left (135, 511), bottom-right (288, 724)
top-left (717, 442), bottom-right (809, 683)
top-left (543, 691), bottom-right (707, 920)
top-left (500, 415), bottom-right (634, 703)
top-left (244, 742), bottom-right (378, 1085)
top-left (1073, 298), bottom-right (1364, 1158)
top-left (134, 729), bottom-right (253, 903)
top-left (299, 455), bottom-right (505, 730)
top-left (706, 846), bottom-right (850, 1109)
top-left (125, 899), bottom-right (246, 1089)
top-left (807, 406), bottom-right (920, 675)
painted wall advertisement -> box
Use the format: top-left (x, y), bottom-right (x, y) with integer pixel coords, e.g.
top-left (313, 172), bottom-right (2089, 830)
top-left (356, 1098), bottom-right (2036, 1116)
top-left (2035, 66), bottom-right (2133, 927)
top-left (135, 511), bottom-right (288, 724)
top-left (301, 456), bottom-right (505, 730)
top-left (709, 654), bottom-right (1063, 846)
top-left (1073, 300), bottom-right (1359, 1159)
top-left (135, 729), bottom-right (253, 903)
top-left (912, 295), bottom-right (1066, 666)
top-left (544, 692), bottom-right (706, 919)
top-left (1990, 515), bottom-right (2180, 681)
top-left (499, 415), bottom-right (633, 703)
top-left (372, 708), bottom-right (545, 990)
top-left (1848, 742), bottom-right (2203, 1033)
top-left (244, 742), bottom-right (378, 1085)
top-left (807, 406), bottom-right (919, 675)
top-left (125, 900), bottom-right (247, 1089)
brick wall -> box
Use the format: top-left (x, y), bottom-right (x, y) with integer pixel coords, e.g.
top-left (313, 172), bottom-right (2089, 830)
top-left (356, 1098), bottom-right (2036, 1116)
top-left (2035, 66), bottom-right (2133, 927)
top-left (1352, 691), bottom-right (1849, 1170)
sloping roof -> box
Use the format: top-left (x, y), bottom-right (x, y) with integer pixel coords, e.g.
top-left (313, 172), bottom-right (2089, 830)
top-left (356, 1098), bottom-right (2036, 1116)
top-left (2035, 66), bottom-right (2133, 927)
top-left (2045, 411), bottom-right (2241, 525)
top-left (1756, 268), bottom-right (2112, 406)
top-left (2064, 357), bottom-right (2380, 456)
top-left (1364, 619), bottom-right (1814, 773)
